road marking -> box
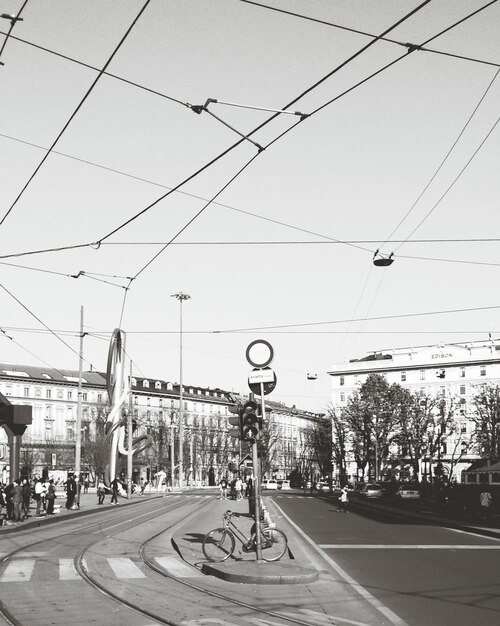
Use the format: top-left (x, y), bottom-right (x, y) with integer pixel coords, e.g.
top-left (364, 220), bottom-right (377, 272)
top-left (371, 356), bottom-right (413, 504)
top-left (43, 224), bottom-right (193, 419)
top-left (271, 500), bottom-right (408, 626)
top-left (1, 558), bottom-right (35, 582)
top-left (59, 558), bottom-right (81, 580)
top-left (107, 557), bottom-right (146, 578)
top-left (319, 543), bottom-right (500, 550)
top-left (155, 556), bottom-right (202, 577)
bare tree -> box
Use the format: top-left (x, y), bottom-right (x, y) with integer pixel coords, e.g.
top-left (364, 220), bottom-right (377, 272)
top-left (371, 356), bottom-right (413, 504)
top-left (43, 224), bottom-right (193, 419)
top-left (470, 383), bottom-right (500, 461)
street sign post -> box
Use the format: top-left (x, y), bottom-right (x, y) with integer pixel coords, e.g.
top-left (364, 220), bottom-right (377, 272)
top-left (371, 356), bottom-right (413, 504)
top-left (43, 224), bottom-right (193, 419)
top-left (245, 340), bottom-right (276, 562)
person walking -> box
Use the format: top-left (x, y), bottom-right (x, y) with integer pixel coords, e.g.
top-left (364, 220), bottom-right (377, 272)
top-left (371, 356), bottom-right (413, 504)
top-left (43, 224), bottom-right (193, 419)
top-left (219, 477), bottom-right (228, 500)
top-left (65, 473), bottom-right (77, 510)
top-left (12, 480), bottom-right (24, 522)
top-left (34, 478), bottom-right (46, 516)
top-left (22, 478), bottom-right (31, 520)
top-left (97, 478), bottom-right (106, 504)
top-left (46, 479), bottom-right (56, 515)
top-left (337, 486), bottom-right (349, 513)
top-left (479, 489), bottom-right (493, 520)
top-left (110, 476), bottom-right (120, 505)
top-left (235, 477), bottom-right (243, 501)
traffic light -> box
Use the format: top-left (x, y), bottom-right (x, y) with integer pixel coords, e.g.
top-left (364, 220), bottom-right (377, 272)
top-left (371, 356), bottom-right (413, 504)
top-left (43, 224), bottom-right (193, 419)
top-left (241, 400), bottom-right (259, 443)
top-left (228, 402), bottom-right (243, 439)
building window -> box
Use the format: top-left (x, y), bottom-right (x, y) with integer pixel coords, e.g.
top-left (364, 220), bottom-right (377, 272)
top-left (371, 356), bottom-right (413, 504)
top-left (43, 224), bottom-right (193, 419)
top-left (67, 424), bottom-right (74, 440)
top-left (143, 380), bottom-right (149, 388)
top-left (460, 367), bottom-right (465, 378)
top-left (134, 396), bottom-right (138, 405)
top-left (340, 376), bottom-right (344, 386)
top-left (401, 372), bottom-right (406, 382)
top-left (155, 381), bottom-right (161, 390)
top-left (440, 386), bottom-right (446, 396)
top-left (419, 387), bottom-right (425, 397)
top-left (24, 387), bottom-right (30, 397)
top-left (35, 388), bottom-right (41, 398)
top-left (460, 385), bottom-right (466, 395)
top-left (340, 393), bottom-right (345, 402)
top-left (97, 394), bottom-right (102, 402)
top-left (461, 423), bottom-right (467, 433)
top-left (67, 391), bottom-right (72, 400)
top-left (147, 397), bottom-right (151, 406)
top-left (131, 377), bottom-right (137, 386)
top-left (82, 392), bottom-right (87, 402)
top-left (420, 370), bottom-right (425, 381)
top-left (57, 389), bottom-right (63, 399)
top-left (45, 405), bottom-right (53, 419)
top-left (480, 366), bottom-right (486, 377)
top-left (46, 389), bottom-right (52, 399)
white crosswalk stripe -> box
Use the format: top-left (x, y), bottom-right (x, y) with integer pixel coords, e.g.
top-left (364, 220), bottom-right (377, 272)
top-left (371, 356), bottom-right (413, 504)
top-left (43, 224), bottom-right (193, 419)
top-left (1, 558), bottom-right (36, 582)
top-left (107, 557), bottom-right (146, 578)
top-left (59, 558), bottom-right (81, 580)
top-left (0, 555), bottom-right (198, 582)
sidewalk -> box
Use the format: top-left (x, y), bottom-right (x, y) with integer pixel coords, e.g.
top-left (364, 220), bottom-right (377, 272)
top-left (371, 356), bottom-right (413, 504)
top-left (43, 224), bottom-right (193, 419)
top-left (0, 489), bottom-right (157, 534)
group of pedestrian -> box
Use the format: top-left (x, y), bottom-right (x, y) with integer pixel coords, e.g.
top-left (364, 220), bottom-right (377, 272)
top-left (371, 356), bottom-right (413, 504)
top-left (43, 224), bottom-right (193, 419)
top-left (219, 476), bottom-right (253, 500)
top-left (0, 476), bottom-right (59, 524)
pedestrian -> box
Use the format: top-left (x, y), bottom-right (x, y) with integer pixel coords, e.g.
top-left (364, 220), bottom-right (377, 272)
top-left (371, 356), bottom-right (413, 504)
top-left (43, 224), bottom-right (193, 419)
top-left (22, 478), bottom-right (31, 520)
top-left (230, 478), bottom-right (236, 500)
top-left (235, 477), bottom-right (243, 500)
top-left (219, 477), bottom-right (228, 500)
top-left (83, 477), bottom-right (89, 494)
top-left (337, 486), bottom-right (349, 513)
top-left (5, 482), bottom-right (14, 520)
top-left (140, 479), bottom-right (148, 495)
top-left (245, 476), bottom-right (253, 498)
top-left (110, 476), bottom-right (120, 505)
top-left (65, 473), bottom-right (77, 510)
top-left (12, 479), bottom-right (24, 522)
top-left (0, 483), bottom-right (5, 524)
top-left (97, 478), bottom-right (106, 504)
top-left (34, 477), bottom-right (46, 516)
top-left (46, 479), bottom-right (56, 515)
top-left (479, 489), bottom-right (493, 520)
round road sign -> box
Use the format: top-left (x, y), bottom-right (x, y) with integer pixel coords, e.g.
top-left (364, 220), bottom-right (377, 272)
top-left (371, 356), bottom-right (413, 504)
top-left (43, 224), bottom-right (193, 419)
top-left (248, 367), bottom-right (277, 396)
top-left (246, 339), bottom-right (274, 369)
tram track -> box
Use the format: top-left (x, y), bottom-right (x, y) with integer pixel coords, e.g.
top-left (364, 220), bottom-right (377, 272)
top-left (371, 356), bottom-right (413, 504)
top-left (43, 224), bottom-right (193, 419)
top-left (0, 494), bottom-right (331, 626)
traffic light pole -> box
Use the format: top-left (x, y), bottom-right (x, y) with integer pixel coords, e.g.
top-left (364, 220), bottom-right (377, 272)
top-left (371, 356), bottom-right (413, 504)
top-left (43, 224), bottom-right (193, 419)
top-left (252, 436), bottom-right (262, 561)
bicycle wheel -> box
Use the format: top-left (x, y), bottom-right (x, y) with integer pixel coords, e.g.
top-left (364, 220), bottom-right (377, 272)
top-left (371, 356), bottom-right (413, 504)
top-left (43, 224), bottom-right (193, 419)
top-left (202, 528), bottom-right (235, 562)
top-left (261, 527), bottom-right (288, 562)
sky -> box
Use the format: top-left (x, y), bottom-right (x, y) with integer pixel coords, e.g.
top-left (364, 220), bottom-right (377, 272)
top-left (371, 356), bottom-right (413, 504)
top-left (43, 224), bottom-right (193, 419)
top-left (0, 0), bottom-right (499, 414)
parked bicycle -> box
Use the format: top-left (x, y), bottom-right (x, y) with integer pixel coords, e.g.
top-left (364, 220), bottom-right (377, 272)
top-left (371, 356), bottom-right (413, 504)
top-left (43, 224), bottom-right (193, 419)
top-left (202, 510), bottom-right (288, 562)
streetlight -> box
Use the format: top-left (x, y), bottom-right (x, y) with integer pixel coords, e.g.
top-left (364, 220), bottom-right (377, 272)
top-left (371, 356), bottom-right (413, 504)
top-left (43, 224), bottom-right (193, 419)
top-left (171, 291), bottom-right (190, 489)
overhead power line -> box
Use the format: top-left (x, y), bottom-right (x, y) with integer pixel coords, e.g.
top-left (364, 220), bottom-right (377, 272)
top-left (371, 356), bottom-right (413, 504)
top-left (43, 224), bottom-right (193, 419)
top-left (0, 282), bottom-right (94, 368)
top-left (0, 0), bottom-right (152, 228)
top-left (238, 0), bottom-right (500, 69)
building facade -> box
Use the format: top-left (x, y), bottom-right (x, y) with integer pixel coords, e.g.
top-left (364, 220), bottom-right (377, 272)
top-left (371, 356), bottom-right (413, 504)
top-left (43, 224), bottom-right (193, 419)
top-left (0, 363), bottom-right (321, 485)
top-left (328, 339), bottom-right (500, 483)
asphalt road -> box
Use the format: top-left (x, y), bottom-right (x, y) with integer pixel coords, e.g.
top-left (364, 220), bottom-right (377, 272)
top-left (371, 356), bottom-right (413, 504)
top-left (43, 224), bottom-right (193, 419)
top-left (270, 490), bottom-right (500, 626)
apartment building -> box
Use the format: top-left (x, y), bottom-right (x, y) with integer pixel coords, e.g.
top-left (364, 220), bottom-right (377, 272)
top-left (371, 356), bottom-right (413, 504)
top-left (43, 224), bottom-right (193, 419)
top-left (328, 339), bottom-right (500, 481)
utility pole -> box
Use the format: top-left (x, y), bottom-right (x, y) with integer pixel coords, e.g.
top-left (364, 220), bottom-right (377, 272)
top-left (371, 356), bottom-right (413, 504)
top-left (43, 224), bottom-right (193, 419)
top-left (75, 306), bottom-right (84, 478)
top-left (171, 291), bottom-right (190, 489)
top-left (127, 359), bottom-right (133, 498)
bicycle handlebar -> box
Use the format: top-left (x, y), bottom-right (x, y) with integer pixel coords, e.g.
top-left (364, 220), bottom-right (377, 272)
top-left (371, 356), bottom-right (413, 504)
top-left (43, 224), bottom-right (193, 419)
top-left (224, 510), bottom-right (240, 518)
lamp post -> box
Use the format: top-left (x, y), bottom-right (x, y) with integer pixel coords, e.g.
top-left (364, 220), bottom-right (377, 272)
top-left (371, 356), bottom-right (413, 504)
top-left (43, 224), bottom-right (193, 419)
top-left (171, 291), bottom-right (190, 489)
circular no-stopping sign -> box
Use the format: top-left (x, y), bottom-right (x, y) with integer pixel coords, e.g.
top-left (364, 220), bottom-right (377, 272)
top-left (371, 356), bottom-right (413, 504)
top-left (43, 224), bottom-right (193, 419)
top-left (246, 339), bottom-right (274, 369)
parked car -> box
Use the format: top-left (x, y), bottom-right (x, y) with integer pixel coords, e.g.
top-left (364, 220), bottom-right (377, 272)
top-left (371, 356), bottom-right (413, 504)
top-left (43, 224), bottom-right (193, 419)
top-left (262, 479), bottom-right (278, 490)
top-left (396, 485), bottom-right (420, 500)
top-left (360, 483), bottom-right (383, 498)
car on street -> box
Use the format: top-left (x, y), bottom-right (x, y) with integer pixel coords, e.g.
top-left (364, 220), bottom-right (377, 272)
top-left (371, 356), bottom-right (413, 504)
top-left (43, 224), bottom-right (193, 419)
top-left (360, 483), bottom-right (383, 498)
top-left (262, 479), bottom-right (278, 490)
top-left (395, 484), bottom-right (420, 500)
top-left (277, 480), bottom-right (290, 490)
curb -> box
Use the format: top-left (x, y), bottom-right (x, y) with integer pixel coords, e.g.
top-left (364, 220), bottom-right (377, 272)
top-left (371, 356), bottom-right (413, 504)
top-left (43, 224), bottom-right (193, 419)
top-left (201, 560), bottom-right (319, 585)
top-left (0, 495), bottom-right (162, 535)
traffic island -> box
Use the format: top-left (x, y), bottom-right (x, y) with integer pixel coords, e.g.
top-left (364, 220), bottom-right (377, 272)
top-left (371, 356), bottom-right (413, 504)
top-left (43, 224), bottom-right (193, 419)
top-left (202, 560), bottom-right (319, 584)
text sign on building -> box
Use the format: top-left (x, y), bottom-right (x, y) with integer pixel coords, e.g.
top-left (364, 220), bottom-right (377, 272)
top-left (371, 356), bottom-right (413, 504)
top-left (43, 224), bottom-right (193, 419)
top-left (248, 368), bottom-right (275, 384)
